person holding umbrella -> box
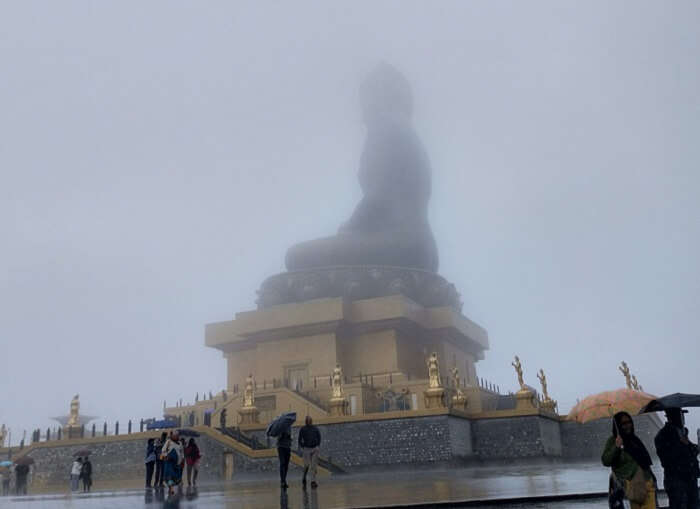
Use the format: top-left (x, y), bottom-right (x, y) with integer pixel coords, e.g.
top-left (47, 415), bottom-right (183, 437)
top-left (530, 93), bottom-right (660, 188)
top-left (14, 460), bottom-right (30, 495)
top-left (80, 455), bottom-right (92, 492)
top-left (266, 412), bottom-right (296, 489)
top-left (602, 411), bottom-right (657, 509)
top-left (654, 407), bottom-right (699, 509)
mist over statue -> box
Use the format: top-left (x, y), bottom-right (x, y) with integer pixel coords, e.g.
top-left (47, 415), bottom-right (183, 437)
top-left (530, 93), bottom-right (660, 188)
top-left (285, 63), bottom-right (439, 273)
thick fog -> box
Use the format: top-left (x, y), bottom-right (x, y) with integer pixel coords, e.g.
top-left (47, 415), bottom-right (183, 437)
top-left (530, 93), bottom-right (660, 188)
top-left (2, 1), bottom-right (699, 444)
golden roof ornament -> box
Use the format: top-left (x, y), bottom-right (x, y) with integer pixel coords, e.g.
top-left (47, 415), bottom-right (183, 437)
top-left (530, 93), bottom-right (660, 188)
top-left (512, 356), bottom-right (525, 392)
top-left (619, 361), bottom-right (633, 389)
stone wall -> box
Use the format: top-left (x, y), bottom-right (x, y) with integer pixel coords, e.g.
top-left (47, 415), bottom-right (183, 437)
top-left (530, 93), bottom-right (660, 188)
top-left (471, 416), bottom-right (562, 460)
top-left (250, 415), bottom-right (470, 469)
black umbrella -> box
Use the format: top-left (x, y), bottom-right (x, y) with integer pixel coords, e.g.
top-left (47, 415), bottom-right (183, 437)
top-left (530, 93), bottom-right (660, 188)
top-left (176, 429), bottom-right (200, 437)
top-left (640, 393), bottom-right (700, 413)
top-left (14, 456), bottom-right (35, 466)
top-left (266, 412), bottom-right (296, 437)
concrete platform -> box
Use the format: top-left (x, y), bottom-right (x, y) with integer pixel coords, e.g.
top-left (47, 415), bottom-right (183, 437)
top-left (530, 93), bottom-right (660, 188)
top-left (3, 463), bottom-right (679, 508)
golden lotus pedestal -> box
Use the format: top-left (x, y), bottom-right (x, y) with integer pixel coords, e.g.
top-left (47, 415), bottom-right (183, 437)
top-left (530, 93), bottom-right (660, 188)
top-left (451, 394), bottom-right (468, 412)
top-left (424, 387), bottom-right (446, 409)
top-left (238, 406), bottom-right (260, 425)
top-left (515, 390), bottom-right (537, 411)
top-left (63, 425), bottom-right (82, 440)
top-left (328, 398), bottom-right (348, 417)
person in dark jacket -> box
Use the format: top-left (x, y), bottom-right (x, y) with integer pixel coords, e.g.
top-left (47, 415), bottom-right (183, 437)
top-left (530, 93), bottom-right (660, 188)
top-left (154, 432), bottom-right (167, 488)
top-left (298, 416), bottom-right (322, 489)
top-left (80, 457), bottom-right (92, 492)
top-left (654, 408), bottom-right (700, 509)
top-left (602, 411), bottom-right (657, 509)
top-left (145, 438), bottom-right (156, 488)
top-left (277, 429), bottom-right (292, 489)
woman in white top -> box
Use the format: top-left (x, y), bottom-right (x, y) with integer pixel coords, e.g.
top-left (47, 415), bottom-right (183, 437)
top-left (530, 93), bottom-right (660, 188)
top-left (70, 457), bottom-right (82, 492)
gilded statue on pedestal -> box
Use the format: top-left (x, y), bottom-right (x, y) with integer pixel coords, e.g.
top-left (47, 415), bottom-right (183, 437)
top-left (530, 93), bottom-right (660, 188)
top-left (243, 374), bottom-right (255, 408)
top-left (67, 394), bottom-right (80, 427)
top-left (332, 364), bottom-right (343, 399)
top-left (512, 356), bottom-right (525, 391)
top-left (619, 361), bottom-right (632, 389)
top-left (451, 366), bottom-right (464, 399)
top-left (427, 352), bottom-right (441, 388)
top-left (536, 369), bottom-right (550, 401)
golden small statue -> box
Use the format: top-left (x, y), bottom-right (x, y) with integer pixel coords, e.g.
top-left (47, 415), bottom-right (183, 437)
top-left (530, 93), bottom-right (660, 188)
top-left (451, 366), bottom-right (464, 399)
top-left (427, 352), bottom-right (441, 388)
top-left (619, 361), bottom-right (632, 389)
top-left (537, 369), bottom-right (550, 401)
top-left (512, 356), bottom-right (525, 391)
top-left (331, 364), bottom-right (343, 399)
top-left (0, 424), bottom-right (6, 447)
top-left (243, 374), bottom-right (255, 408)
top-left (67, 394), bottom-right (80, 427)
top-left (631, 375), bottom-right (640, 391)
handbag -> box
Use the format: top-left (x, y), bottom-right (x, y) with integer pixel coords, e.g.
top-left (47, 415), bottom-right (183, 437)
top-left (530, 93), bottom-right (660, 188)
top-left (624, 467), bottom-right (647, 504)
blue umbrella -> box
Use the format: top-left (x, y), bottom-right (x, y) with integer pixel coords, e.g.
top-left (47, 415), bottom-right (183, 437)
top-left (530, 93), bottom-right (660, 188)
top-left (146, 419), bottom-right (178, 430)
top-left (266, 412), bottom-right (296, 437)
top-left (0, 460), bottom-right (12, 467)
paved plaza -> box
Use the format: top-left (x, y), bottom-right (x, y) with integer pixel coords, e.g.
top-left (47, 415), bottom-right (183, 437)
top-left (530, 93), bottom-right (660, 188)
top-left (1, 462), bottom-right (674, 508)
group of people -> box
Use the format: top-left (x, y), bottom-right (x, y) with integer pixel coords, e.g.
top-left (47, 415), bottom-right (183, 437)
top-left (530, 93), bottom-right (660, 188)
top-left (146, 431), bottom-right (201, 495)
top-left (69, 456), bottom-right (92, 492)
top-left (272, 416), bottom-right (322, 490)
top-left (603, 408), bottom-right (700, 509)
top-left (0, 463), bottom-right (29, 496)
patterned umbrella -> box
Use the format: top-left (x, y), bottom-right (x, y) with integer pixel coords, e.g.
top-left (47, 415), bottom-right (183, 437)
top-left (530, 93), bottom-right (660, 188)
top-left (567, 388), bottom-right (657, 423)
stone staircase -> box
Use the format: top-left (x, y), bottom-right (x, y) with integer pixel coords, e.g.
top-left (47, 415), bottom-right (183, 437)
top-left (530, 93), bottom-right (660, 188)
top-left (217, 426), bottom-right (345, 474)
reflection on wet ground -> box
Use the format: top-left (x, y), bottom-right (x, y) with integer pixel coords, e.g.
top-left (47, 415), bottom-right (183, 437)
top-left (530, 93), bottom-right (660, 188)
top-left (3, 462), bottom-right (674, 508)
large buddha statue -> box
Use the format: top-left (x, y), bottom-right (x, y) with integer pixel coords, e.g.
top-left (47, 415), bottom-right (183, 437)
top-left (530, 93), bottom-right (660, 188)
top-left (285, 63), bottom-right (439, 273)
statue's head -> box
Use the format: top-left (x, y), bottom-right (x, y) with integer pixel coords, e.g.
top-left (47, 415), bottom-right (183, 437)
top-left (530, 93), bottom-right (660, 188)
top-left (360, 62), bottom-right (413, 124)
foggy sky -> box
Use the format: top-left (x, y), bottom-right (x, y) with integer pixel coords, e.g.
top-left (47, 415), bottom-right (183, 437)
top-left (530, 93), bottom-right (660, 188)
top-left (2, 1), bottom-right (699, 444)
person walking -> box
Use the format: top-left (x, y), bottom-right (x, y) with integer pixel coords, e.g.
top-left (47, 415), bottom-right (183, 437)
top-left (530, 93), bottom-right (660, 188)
top-left (655, 408), bottom-right (700, 509)
top-left (185, 438), bottom-right (201, 487)
top-left (602, 411), bottom-right (657, 509)
top-left (277, 428), bottom-right (292, 489)
top-left (154, 432), bottom-right (166, 488)
top-left (298, 416), bottom-right (321, 489)
top-left (145, 438), bottom-right (156, 488)
top-left (80, 456), bottom-right (92, 492)
top-left (70, 457), bottom-right (82, 492)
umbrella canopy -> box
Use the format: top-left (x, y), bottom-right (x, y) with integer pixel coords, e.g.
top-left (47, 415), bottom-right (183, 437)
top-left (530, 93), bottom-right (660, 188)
top-left (146, 419), bottom-right (178, 430)
top-left (73, 449), bottom-right (92, 457)
top-left (568, 389), bottom-right (657, 423)
top-left (177, 429), bottom-right (200, 437)
top-left (640, 393), bottom-right (700, 413)
top-left (14, 456), bottom-right (35, 466)
top-left (0, 460), bottom-right (12, 467)
top-left (266, 412), bottom-right (297, 437)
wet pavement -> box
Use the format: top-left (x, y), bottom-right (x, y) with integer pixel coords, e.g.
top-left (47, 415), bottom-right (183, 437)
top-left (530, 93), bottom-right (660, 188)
top-left (1, 463), bottom-right (673, 508)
